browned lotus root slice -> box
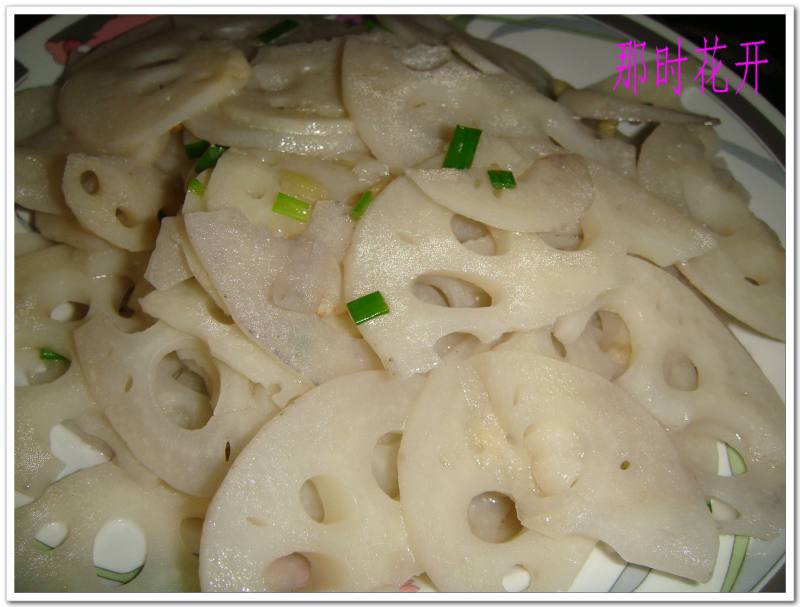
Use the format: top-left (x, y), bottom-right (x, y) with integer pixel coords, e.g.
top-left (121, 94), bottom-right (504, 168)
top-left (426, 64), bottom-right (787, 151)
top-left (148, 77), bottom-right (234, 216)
top-left (75, 316), bottom-right (280, 497)
top-left (58, 31), bottom-right (250, 160)
top-left (200, 371), bottom-right (421, 591)
top-left (15, 463), bottom-right (207, 592)
top-left (400, 351), bottom-right (719, 587)
top-left (553, 257), bottom-right (784, 538)
top-left (62, 154), bottom-right (180, 252)
top-left (343, 177), bottom-right (624, 377)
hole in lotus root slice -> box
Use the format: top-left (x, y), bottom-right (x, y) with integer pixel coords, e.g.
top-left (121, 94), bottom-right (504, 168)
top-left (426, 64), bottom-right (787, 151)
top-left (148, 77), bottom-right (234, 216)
top-left (299, 479), bottom-right (325, 523)
top-left (523, 423), bottom-right (583, 496)
top-left (50, 300), bottom-right (90, 322)
top-left (556, 310), bottom-right (632, 382)
top-left (79, 171), bottom-right (100, 195)
top-left (450, 214), bottom-right (496, 256)
top-left (74, 316), bottom-right (277, 497)
top-left (709, 499), bottom-right (741, 522)
top-left (501, 564), bottom-right (533, 592)
top-left (17, 348), bottom-right (72, 386)
top-left (200, 371), bottom-right (422, 592)
top-left (434, 332), bottom-right (486, 361)
top-left (155, 351), bottom-right (216, 431)
top-left (371, 432), bottom-right (402, 500)
top-left (663, 349), bottom-right (700, 392)
top-left (34, 521), bottom-right (69, 550)
top-left (298, 476), bottom-right (355, 525)
top-left (93, 518), bottom-right (147, 586)
top-left (62, 154), bottom-right (181, 252)
top-left (180, 517), bottom-right (204, 556)
top-left (538, 228), bottom-right (585, 252)
top-left (263, 552), bottom-right (347, 592)
top-left (468, 492), bottom-right (523, 543)
top-left (412, 274), bottom-right (492, 308)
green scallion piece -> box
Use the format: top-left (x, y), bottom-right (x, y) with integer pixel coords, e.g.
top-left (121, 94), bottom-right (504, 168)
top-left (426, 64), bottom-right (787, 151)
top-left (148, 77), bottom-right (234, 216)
top-left (442, 125), bottom-right (482, 170)
top-left (187, 178), bottom-right (206, 196)
top-left (346, 291), bottom-right (389, 325)
top-left (256, 19), bottom-right (299, 44)
top-left (184, 139), bottom-right (210, 159)
top-left (351, 190), bottom-right (374, 219)
top-left (194, 144), bottom-right (227, 174)
top-left (487, 169), bottom-right (516, 190)
top-left (39, 347), bottom-right (67, 362)
top-left (272, 192), bottom-right (311, 223)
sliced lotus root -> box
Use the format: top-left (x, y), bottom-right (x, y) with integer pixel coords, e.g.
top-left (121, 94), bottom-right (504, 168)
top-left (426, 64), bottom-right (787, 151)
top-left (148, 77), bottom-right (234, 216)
top-left (552, 257), bottom-right (784, 538)
top-left (678, 218), bottom-right (785, 340)
top-left (15, 244), bottom-right (152, 497)
top-left (58, 31), bottom-right (250, 160)
top-left (247, 38), bottom-right (346, 118)
top-left (62, 154), bottom-right (181, 252)
top-left (15, 147), bottom-right (69, 215)
top-left (398, 359), bottom-right (595, 592)
top-left (200, 371), bottom-right (422, 592)
top-left (67, 412), bottom-right (160, 490)
top-left (140, 280), bottom-right (311, 407)
top-left (343, 177), bottom-right (624, 377)
top-left (185, 101), bottom-right (366, 159)
top-left (15, 86), bottom-right (59, 142)
top-left (185, 39), bottom-right (364, 158)
top-left (15, 244), bottom-right (140, 343)
top-left (638, 124), bottom-right (784, 339)
top-left (342, 36), bottom-right (608, 171)
top-left (15, 334), bottom-right (100, 501)
top-left (144, 217), bottom-right (192, 290)
top-left (34, 212), bottom-right (113, 252)
top-left (583, 160), bottom-right (718, 266)
top-left (407, 153), bottom-right (593, 233)
top-left (203, 148), bottom-right (362, 240)
top-left (75, 316), bottom-right (279, 497)
top-left (15, 463), bottom-right (207, 592)
top-left (15, 231), bottom-right (52, 257)
top-left (400, 352), bottom-right (719, 587)
top-left (184, 208), bottom-right (380, 384)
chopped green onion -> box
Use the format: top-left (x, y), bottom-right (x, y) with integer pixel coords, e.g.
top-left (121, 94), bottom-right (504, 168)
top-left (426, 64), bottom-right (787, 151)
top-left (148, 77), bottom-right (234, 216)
top-left (39, 347), bottom-right (67, 362)
top-left (487, 169), bottom-right (517, 190)
top-left (184, 139), bottom-right (210, 159)
top-left (95, 565), bottom-right (144, 584)
top-left (442, 125), bottom-right (482, 170)
top-left (256, 19), bottom-right (299, 44)
top-left (194, 144), bottom-right (227, 174)
top-left (272, 192), bottom-right (311, 223)
top-left (351, 190), bottom-right (374, 219)
top-left (347, 291), bottom-right (389, 325)
top-left (187, 178), bottom-right (206, 196)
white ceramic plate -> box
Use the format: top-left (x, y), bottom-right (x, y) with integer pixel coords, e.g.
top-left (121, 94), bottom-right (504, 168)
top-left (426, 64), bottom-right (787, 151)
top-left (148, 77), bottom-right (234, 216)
top-left (14, 13), bottom-right (786, 594)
